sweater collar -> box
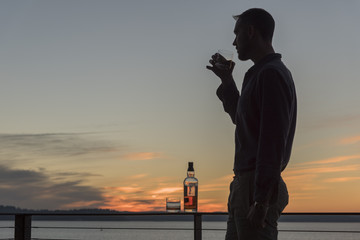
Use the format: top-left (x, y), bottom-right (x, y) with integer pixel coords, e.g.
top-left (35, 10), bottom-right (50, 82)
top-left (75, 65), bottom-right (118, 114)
top-left (247, 53), bottom-right (282, 75)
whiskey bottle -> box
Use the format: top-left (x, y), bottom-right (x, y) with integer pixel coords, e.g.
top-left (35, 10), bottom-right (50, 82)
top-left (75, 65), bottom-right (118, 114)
top-left (184, 162), bottom-right (198, 212)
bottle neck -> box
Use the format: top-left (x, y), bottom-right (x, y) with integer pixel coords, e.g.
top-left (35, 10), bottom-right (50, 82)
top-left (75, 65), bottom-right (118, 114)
top-left (187, 171), bottom-right (195, 177)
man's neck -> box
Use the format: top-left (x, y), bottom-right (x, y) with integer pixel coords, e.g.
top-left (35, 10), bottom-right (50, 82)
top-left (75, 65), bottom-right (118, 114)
top-left (251, 45), bottom-right (275, 64)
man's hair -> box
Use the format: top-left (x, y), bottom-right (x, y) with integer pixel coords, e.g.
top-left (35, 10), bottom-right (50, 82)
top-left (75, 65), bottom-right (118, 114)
top-left (234, 8), bottom-right (275, 42)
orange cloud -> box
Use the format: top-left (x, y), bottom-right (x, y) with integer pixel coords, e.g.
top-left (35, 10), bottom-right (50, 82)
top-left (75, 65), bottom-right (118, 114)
top-left (301, 155), bottom-right (360, 165)
top-left (151, 187), bottom-right (182, 195)
top-left (314, 164), bottom-right (360, 173)
top-left (102, 183), bottom-right (228, 212)
top-left (115, 187), bottom-right (143, 193)
top-left (284, 162), bottom-right (360, 176)
top-left (324, 177), bottom-right (360, 183)
top-left (129, 174), bottom-right (148, 179)
top-left (198, 174), bottom-right (232, 193)
top-left (199, 203), bottom-right (226, 212)
top-left (198, 198), bottom-right (226, 212)
top-left (282, 153), bottom-right (360, 212)
top-left (200, 183), bottom-right (228, 192)
top-left (282, 172), bottom-right (324, 198)
top-left (104, 186), bottom-right (143, 193)
top-left (288, 192), bottom-right (316, 200)
top-left (340, 135), bottom-right (360, 145)
top-left (102, 196), bottom-right (163, 212)
top-left (123, 152), bottom-right (163, 161)
top-left (217, 174), bottom-right (234, 181)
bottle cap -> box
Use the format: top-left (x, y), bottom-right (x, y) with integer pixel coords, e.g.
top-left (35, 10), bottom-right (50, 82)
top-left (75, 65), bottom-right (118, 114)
top-left (188, 162), bottom-right (194, 171)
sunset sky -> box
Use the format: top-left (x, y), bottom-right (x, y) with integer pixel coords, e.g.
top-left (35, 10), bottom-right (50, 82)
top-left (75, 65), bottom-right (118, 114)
top-left (1, 0), bottom-right (359, 213)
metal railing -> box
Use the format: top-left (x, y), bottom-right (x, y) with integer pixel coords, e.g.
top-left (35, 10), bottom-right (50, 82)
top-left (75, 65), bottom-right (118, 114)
top-left (1, 212), bottom-right (360, 240)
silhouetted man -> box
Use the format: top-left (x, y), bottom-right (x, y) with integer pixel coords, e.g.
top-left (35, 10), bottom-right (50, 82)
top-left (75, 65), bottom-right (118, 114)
top-left (207, 8), bottom-right (297, 239)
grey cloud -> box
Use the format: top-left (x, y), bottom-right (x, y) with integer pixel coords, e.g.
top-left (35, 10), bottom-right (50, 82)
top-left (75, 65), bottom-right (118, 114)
top-left (0, 165), bottom-right (47, 185)
top-left (0, 132), bottom-right (125, 209)
top-left (0, 132), bottom-right (123, 168)
top-left (50, 171), bottom-right (103, 183)
top-left (0, 132), bottom-right (120, 159)
top-left (0, 164), bottom-right (105, 210)
top-left (55, 171), bottom-right (102, 177)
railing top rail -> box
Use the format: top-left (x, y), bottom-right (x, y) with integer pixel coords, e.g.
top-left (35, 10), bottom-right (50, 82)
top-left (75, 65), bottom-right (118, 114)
top-left (0, 212), bottom-right (360, 216)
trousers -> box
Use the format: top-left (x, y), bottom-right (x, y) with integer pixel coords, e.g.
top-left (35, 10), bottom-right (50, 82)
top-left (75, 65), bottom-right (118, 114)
top-left (225, 171), bottom-right (288, 240)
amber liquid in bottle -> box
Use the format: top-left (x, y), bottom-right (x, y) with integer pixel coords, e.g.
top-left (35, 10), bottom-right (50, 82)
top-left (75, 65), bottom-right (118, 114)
top-left (184, 162), bottom-right (198, 212)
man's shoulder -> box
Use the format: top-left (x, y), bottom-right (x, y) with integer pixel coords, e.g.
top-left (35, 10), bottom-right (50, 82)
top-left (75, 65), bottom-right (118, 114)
top-left (261, 58), bottom-right (288, 72)
top-left (258, 59), bottom-right (293, 82)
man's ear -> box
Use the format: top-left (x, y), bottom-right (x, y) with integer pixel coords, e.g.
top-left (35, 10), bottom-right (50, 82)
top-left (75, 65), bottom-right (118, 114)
top-left (247, 25), bottom-right (256, 39)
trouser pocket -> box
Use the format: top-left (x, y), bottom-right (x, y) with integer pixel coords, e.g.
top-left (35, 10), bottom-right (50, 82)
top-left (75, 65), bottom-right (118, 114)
top-left (228, 172), bottom-right (254, 216)
top-left (277, 177), bottom-right (289, 213)
top-left (266, 177), bottom-right (289, 228)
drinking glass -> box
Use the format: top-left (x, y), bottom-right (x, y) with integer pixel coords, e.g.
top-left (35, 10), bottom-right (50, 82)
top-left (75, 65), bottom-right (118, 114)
top-left (166, 197), bottom-right (181, 213)
top-left (217, 49), bottom-right (234, 61)
top-left (216, 49), bottom-right (234, 69)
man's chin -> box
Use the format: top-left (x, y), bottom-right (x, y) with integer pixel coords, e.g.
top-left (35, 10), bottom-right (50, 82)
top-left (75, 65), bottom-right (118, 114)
top-left (237, 53), bottom-right (250, 61)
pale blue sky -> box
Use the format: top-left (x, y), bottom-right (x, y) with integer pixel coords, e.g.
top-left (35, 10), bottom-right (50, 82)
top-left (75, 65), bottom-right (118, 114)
top-left (0, 0), bottom-right (360, 211)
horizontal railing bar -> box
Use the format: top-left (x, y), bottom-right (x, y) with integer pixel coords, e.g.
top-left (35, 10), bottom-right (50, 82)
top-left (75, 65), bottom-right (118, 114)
top-left (281, 212), bottom-right (360, 215)
top-left (207, 229), bottom-right (360, 233)
top-left (1, 212), bottom-right (201, 216)
top-left (280, 230), bottom-right (360, 233)
top-left (206, 229), bottom-right (360, 234)
top-left (29, 226), bottom-right (360, 233)
top-left (205, 229), bottom-right (360, 233)
top-left (32, 226), bottom-right (194, 231)
top-left (30, 239), bottom-right (78, 240)
top-left (1, 212), bottom-right (360, 216)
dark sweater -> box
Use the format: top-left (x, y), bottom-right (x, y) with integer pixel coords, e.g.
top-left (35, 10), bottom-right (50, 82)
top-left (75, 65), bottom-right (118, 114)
top-left (217, 53), bottom-right (297, 204)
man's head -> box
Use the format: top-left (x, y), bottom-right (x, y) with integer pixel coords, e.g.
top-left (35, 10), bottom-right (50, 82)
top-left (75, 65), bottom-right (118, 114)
top-left (233, 8), bottom-right (275, 61)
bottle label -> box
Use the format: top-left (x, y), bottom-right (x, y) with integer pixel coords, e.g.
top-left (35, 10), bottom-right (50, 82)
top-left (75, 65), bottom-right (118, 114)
top-left (187, 186), bottom-right (196, 196)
